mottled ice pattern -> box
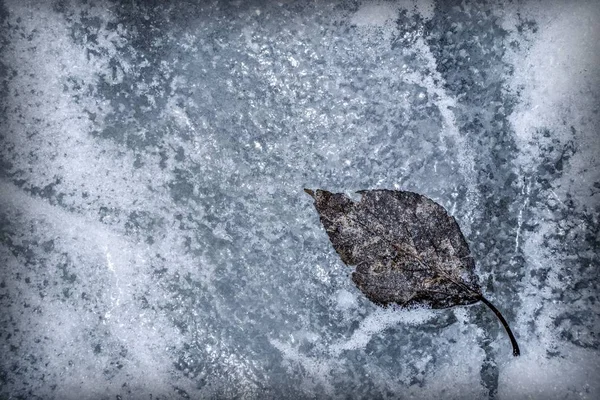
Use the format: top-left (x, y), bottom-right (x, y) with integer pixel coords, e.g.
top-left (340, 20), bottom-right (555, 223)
top-left (0, 0), bottom-right (598, 399)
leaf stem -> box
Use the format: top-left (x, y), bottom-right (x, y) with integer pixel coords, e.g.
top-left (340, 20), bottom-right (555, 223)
top-left (478, 296), bottom-right (520, 356)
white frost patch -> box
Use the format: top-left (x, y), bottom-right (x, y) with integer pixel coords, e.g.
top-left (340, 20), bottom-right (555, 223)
top-left (329, 306), bottom-right (435, 356)
top-left (313, 264), bottom-right (331, 284)
top-left (350, 1), bottom-right (399, 27)
top-left (103, 248), bottom-right (123, 321)
top-left (270, 338), bottom-right (336, 396)
top-left (505, 1), bottom-right (600, 131)
top-left (350, 0), bottom-right (435, 27)
top-left (504, 0), bottom-right (600, 209)
top-left (497, 4), bottom-right (600, 394)
top-left (498, 343), bottom-right (600, 400)
top-left (406, 335), bottom-right (488, 400)
top-left (334, 289), bottom-right (358, 311)
top-left (271, 305), bottom-right (488, 399)
top-left (494, 3), bottom-right (600, 397)
top-left (507, 218), bottom-right (600, 398)
top-left (1, 1), bottom-right (141, 212)
top-left (0, 179), bottom-right (183, 399)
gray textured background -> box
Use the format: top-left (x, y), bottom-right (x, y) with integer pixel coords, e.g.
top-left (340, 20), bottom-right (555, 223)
top-left (1, 0), bottom-right (599, 399)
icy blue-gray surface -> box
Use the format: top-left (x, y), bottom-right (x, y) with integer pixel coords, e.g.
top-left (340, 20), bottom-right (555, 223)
top-left (1, 0), bottom-right (599, 399)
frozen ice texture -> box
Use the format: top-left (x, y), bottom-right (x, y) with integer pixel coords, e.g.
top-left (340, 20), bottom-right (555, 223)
top-left (0, 0), bottom-right (598, 399)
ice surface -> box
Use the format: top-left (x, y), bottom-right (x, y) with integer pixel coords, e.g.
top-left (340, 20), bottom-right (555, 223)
top-left (0, 0), bottom-right (598, 399)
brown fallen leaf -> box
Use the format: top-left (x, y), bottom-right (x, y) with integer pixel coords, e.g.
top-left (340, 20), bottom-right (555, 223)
top-left (305, 188), bottom-right (520, 356)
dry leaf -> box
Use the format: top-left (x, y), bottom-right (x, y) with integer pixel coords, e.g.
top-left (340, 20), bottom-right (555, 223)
top-left (305, 188), bottom-right (520, 356)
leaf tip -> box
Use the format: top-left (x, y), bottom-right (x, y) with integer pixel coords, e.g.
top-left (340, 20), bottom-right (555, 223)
top-left (304, 188), bottom-right (315, 198)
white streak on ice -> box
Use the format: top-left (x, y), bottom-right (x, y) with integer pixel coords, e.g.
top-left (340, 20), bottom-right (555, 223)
top-left (270, 338), bottom-right (336, 396)
top-left (328, 307), bottom-right (436, 356)
top-left (514, 178), bottom-right (531, 253)
top-left (103, 248), bottom-right (122, 322)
